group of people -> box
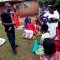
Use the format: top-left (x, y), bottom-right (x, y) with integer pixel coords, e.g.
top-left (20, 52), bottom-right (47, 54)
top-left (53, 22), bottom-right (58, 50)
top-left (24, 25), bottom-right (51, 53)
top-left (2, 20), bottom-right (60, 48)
top-left (22, 1), bottom-right (60, 60)
top-left (32, 1), bottom-right (60, 60)
top-left (0, 1), bottom-right (60, 60)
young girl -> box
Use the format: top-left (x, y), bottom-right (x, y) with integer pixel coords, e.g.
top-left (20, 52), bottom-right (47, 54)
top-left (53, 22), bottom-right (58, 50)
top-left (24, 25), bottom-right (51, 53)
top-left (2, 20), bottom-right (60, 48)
top-left (13, 9), bottom-right (20, 29)
top-left (40, 38), bottom-right (59, 60)
top-left (32, 24), bottom-right (50, 55)
top-left (23, 18), bottom-right (36, 39)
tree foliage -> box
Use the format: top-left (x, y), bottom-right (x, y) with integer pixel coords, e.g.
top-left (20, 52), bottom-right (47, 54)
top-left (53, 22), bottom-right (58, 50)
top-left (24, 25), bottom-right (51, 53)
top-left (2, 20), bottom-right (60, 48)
top-left (39, 0), bottom-right (60, 7)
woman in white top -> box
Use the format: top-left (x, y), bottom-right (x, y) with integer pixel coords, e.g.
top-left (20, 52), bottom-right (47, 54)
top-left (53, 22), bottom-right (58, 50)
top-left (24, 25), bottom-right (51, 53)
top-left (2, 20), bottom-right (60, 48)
top-left (44, 8), bottom-right (59, 20)
top-left (43, 5), bottom-right (60, 38)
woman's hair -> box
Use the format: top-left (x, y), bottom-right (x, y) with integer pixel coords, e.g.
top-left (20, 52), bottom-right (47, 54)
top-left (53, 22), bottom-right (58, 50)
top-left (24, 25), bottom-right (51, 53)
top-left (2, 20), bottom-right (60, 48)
top-left (43, 38), bottom-right (56, 55)
top-left (41, 24), bottom-right (48, 33)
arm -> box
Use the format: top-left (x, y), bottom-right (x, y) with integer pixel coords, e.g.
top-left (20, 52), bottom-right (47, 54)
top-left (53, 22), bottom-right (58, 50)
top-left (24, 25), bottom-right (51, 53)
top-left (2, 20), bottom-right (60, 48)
top-left (2, 22), bottom-right (16, 25)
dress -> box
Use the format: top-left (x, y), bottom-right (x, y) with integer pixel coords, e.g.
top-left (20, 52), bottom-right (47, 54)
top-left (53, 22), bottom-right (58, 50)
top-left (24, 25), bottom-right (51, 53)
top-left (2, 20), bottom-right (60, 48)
top-left (13, 11), bottom-right (20, 28)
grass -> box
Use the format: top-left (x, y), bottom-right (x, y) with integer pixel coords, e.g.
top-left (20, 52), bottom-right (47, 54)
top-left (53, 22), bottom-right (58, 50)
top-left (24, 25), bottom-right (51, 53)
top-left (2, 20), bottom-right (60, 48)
top-left (0, 24), bottom-right (39, 60)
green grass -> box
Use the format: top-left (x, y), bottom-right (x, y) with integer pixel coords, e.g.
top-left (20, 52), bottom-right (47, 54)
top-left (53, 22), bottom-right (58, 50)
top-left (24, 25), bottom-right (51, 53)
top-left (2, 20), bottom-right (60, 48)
top-left (0, 24), bottom-right (39, 60)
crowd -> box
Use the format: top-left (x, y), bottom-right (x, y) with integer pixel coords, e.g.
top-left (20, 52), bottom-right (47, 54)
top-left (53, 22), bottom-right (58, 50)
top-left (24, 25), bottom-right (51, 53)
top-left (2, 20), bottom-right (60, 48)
top-left (0, 1), bottom-right (60, 60)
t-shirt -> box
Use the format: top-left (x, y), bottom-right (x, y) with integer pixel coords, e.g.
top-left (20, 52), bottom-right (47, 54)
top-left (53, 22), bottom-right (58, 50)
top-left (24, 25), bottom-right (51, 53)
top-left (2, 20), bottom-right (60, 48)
top-left (1, 12), bottom-right (12, 23)
top-left (1, 12), bottom-right (14, 32)
top-left (43, 10), bottom-right (59, 19)
top-left (40, 32), bottom-right (50, 44)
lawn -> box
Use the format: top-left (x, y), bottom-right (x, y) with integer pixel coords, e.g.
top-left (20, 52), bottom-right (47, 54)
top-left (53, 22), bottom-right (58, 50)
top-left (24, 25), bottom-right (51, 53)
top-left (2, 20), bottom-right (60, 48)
top-left (0, 23), bottom-right (39, 60)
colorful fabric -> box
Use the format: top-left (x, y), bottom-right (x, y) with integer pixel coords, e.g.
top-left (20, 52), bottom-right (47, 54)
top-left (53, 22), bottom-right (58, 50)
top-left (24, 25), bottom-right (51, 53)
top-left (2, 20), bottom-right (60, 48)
top-left (32, 40), bottom-right (39, 53)
top-left (35, 45), bottom-right (44, 55)
top-left (32, 32), bottom-right (50, 55)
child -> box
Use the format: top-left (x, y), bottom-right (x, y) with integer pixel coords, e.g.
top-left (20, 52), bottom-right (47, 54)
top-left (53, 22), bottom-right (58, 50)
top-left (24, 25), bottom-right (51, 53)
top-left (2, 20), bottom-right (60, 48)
top-left (40, 24), bottom-right (50, 44)
top-left (23, 18), bottom-right (36, 39)
top-left (13, 8), bottom-right (20, 29)
top-left (40, 38), bottom-right (59, 60)
top-left (32, 24), bottom-right (50, 55)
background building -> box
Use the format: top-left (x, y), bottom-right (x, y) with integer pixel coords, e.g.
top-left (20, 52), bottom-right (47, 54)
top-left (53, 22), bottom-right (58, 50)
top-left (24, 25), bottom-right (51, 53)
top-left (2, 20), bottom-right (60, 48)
top-left (0, 0), bottom-right (39, 16)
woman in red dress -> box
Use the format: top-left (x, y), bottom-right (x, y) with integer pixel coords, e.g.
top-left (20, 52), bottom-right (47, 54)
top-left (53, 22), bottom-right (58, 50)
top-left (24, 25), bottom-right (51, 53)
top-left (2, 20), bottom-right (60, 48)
top-left (13, 9), bottom-right (20, 29)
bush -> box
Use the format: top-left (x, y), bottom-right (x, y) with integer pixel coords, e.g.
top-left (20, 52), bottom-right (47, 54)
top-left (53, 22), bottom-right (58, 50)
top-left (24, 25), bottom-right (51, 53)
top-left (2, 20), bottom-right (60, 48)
top-left (39, 0), bottom-right (60, 13)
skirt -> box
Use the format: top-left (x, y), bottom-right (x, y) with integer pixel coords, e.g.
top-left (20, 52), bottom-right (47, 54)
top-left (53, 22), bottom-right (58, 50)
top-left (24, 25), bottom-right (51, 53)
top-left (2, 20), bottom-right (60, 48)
top-left (23, 29), bottom-right (33, 39)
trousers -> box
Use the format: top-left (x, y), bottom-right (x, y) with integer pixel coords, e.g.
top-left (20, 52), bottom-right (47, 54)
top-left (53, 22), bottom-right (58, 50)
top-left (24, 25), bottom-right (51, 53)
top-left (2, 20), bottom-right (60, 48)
top-left (6, 26), bottom-right (16, 52)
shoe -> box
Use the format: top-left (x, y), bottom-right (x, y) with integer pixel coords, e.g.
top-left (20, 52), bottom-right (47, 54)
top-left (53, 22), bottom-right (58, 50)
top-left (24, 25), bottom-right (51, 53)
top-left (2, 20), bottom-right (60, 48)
top-left (15, 45), bottom-right (19, 47)
top-left (13, 50), bottom-right (17, 55)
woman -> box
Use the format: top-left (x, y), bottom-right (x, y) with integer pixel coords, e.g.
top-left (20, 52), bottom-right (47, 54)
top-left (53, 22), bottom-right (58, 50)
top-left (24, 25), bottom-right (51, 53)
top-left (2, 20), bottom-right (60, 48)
top-left (43, 5), bottom-right (59, 38)
top-left (23, 18), bottom-right (36, 39)
top-left (32, 24), bottom-right (50, 55)
top-left (13, 9), bottom-right (20, 29)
